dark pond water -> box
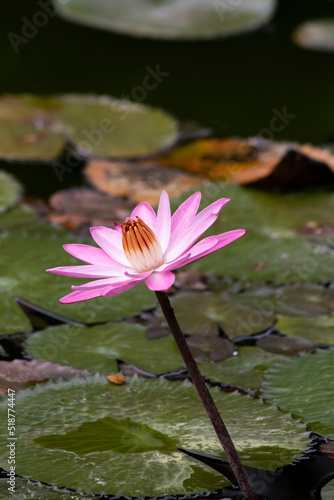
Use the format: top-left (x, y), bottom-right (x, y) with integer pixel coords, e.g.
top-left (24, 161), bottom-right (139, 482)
top-left (2, 0), bottom-right (334, 196)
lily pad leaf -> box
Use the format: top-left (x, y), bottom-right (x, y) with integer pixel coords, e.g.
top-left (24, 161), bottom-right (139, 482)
top-left (0, 376), bottom-right (307, 496)
top-left (263, 349), bottom-right (334, 437)
top-left (293, 19), bottom-right (334, 52)
top-left (0, 170), bottom-right (22, 213)
top-left (276, 315), bottom-right (334, 346)
top-left (85, 159), bottom-right (203, 205)
top-left (160, 291), bottom-right (275, 338)
top-left (256, 335), bottom-right (316, 356)
top-left (55, 0), bottom-right (277, 40)
top-left (26, 323), bottom-right (184, 374)
top-left (0, 94), bottom-right (178, 161)
top-left (0, 221), bottom-right (156, 332)
top-left (199, 346), bottom-right (283, 389)
top-left (0, 359), bottom-right (91, 394)
top-left (153, 138), bottom-right (334, 188)
top-left (0, 476), bottom-right (91, 500)
top-left (35, 416), bottom-right (177, 454)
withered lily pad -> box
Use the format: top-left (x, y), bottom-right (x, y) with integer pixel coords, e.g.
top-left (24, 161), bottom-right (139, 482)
top-left (85, 159), bottom-right (203, 205)
top-left (0, 94), bottom-right (178, 161)
top-left (263, 349), bottom-right (334, 437)
top-left (54, 0), bottom-right (276, 40)
top-left (0, 359), bottom-right (91, 394)
top-left (256, 335), bottom-right (316, 356)
top-left (0, 376), bottom-right (307, 495)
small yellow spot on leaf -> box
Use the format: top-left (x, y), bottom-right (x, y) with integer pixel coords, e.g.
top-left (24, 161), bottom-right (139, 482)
top-left (107, 374), bottom-right (126, 385)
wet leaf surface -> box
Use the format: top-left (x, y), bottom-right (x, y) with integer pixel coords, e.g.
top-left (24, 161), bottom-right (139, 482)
top-left (0, 359), bottom-right (91, 394)
top-left (263, 349), bottom-right (334, 437)
top-left (0, 170), bottom-right (21, 213)
top-left (54, 0), bottom-right (277, 40)
top-left (0, 376), bottom-right (307, 496)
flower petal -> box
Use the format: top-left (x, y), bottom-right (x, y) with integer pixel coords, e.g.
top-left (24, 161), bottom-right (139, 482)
top-left (164, 198), bottom-right (230, 262)
top-left (131, 202), bottom-right (157, 232)
top-left (144, 270), bottom-right (175, 291)
top-left (63, 244), bottom-right (119, 266)
top-left (156, 190), bottom-right (171, 253)
top-left (102, 279), bottom-right (143, 297)
top-left (90, 226), bottom-right (129, 266)
top-left (47, 264), bottom-right (124, 278)
top-left (71, 276), bottom-right (131, 290)
top-left (165, 230), bottom-right (245, 270)
top-left (59, 287), bottom-right (109, 303)
top-left (170, 191), bottom-right (201, 243)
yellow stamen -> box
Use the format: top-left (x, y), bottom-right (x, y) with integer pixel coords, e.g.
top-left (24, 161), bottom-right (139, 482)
top-left (121, 217), bottom-right (164, 273)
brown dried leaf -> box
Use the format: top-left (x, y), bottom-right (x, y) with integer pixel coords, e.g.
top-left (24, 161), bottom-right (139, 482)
top-left (0, 359), bottom-right (91, 394)
top-left (107, 373), bottom-right (126, 385)
top-left (151, 138), bottom-right (334, 188)
top-left (84, 159), bottom-right (203, 205)
top-left (48, 187), bottom-right (136, 231)
top-left (320, 441), bottom-right (334, 459)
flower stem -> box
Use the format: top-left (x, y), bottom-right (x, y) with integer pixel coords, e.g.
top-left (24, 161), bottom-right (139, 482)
top-left (155, 291), bottom-right (258, 500)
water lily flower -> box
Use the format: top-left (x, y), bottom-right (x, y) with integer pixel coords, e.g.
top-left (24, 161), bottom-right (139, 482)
top-left (47, 191), bottom-right (245, 303)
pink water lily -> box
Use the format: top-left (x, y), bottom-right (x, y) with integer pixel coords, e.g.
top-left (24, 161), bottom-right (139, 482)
top-left (47, 191), bottom-right (245, 303)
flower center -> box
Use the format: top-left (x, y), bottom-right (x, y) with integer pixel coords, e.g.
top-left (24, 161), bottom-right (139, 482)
top-left (121, 217), bottom-right (164, 273)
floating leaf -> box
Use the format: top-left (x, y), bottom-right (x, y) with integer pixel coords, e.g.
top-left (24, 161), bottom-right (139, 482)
top-left (153, 138), bottom-right (334, 188)
top-left (186, 335), bottom-right (235, 363)
top-left (276, 315), bottom-right (334, 345)
top-left (85, 159), bottom-right (203, 205)
top-left (162, 291), bottom-right (275, 338)
top-left (48, 187), bottom-right (136, 234)
top-left (256, 335), bottom-right (316, 356)
top-left (0, 477), bottom-right (89, 500)
top-left (0, 170), bottom-right (21, 213)
top-left (55, 0), bottom-right (277, 40)
top-left (26, 323), bottom-right (183, 374)
top-left (293, 19), bottom-right (334, 52)
top-left (263, 350), bottom-right (334, 437)
top-left (200, 346), bottom-right (283, 389)
top-left (181, 184), bottom-right (334, 282)
top-left (0, 94), bottom-right (178, 161)
top-left (0, 221), bottom-right (156, 332)
top-left (0, 376), bottom-right (307, 495)
top-left (0, 359), bottom-right (91, 394)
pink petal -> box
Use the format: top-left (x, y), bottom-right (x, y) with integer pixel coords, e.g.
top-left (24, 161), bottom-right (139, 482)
top-left (46, 264), bottom-right (124, 278)
top-left (102, 279), bottom-right (143, 297)
top-left (144, 270), bottom-right (175, 291)
top-left (71, 276), bottom-right (132, 290)
top-left (170, 191), bottom-right (201, 242)
top-left (59, 286), bottom-right (109, 303)
top-left (131, 202), bottom-right (157, 232)
top-left (164, 198), bottom-right (229, 262)
top-left (156, 190), bottom-right (171, 253)
top-left (90, 226), bottom-right (129, 266)
top-left (63, 244), bottom-right (119, 266)
top-left (165, 230), bottom-right (246, 270)
top-left (114, 223), bottom-right (122, 234)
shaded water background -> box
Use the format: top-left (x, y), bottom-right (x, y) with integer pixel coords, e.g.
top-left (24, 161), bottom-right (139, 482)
top-left (1, 0), bottom-right (334, 196)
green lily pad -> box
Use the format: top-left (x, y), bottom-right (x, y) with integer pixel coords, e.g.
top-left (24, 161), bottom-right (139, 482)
top-left (26, 323), bottom-right (183, 374)
top-left (199, 346), bottom-right (283, 389)
top-left (0, 376), bottom-right (307, 495)
top-left (161, 291), bottom-right (275, 338)
top-left (256, 335), bottom-right (316, 356)
top-left (227, 282), bottom-right (334, 321)
top-left (322, 481), bottom-right (334, 500)
top-left (293, 19), bottom-right (334, 52)
top-left (276, 315), bottom-right (334, 345)
top-left (263, 349), bottom-right (334, 437)
top-left (0, 221), bottom-right (156, 333)
top-left (182, 184), bottom-right (334, 282)
top-left (0, 294), bottom-right (31, 334)
top-left (0, 94), bottom-right (178, 161)
top-left (0, 203), bottom-right (37, 231)
top-left (0, 170), bottom-right (21, 213)
top-left (0, 477), bottom-right (90, 500)
top-left (55, 0), bottom-right (276, 40)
